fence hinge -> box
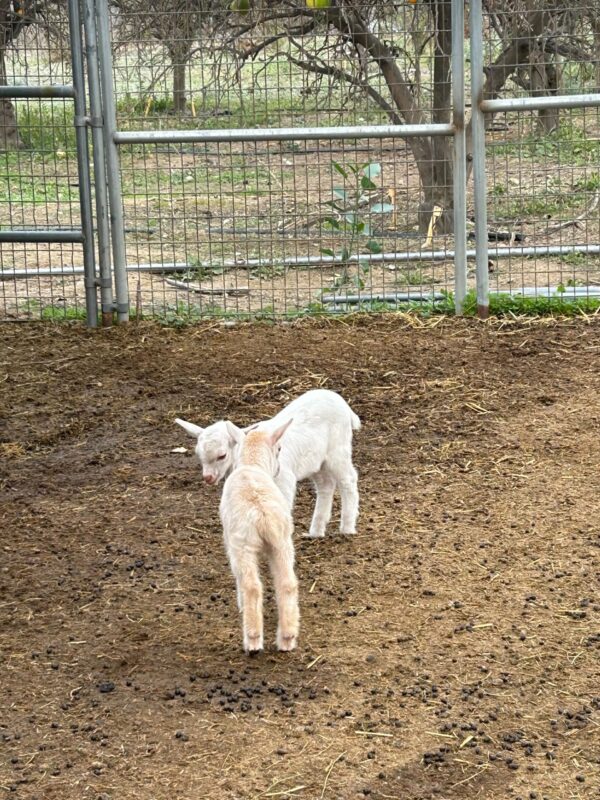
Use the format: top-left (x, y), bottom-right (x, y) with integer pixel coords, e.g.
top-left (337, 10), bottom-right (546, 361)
top-left (74, 114), bottom-right (103, 128)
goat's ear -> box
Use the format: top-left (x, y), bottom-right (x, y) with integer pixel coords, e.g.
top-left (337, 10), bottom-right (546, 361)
top-left (270, 417), bottom-right (293, 446)
top-left (175, 418), bottom-right (204, 439)
top-left (242, 423), bottom-right (259, 434)
top-left (225, 421), bottom-right (244, 446)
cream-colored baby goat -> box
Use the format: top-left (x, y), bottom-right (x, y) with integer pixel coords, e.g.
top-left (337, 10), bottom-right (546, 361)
top-left (220, 419), bottom-right (299, 653)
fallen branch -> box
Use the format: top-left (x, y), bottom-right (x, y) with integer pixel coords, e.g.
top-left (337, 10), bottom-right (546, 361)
top-left (165, 278), bottom-right (249, 296)
top-left (544, 188), bottom-right (600, 234)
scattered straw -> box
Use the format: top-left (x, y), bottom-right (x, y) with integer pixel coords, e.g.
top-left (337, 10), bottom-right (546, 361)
top-left (306, 654), bottom-right (323, 670)
top-left (320, 753), bottom-right (345, 799)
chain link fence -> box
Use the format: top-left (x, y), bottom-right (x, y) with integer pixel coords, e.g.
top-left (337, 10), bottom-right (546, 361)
top-left (1, 1), bottom-right (599, 323)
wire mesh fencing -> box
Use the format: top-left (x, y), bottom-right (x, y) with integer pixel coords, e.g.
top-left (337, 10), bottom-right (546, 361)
top-left (481, 2), bottom-right (600, 303)
top-left (110, 1), bottom-right (459, 321)
top-left (0, 1), bottom-right (91, 321)
top-left (1, 1), bottom-right (599, 323)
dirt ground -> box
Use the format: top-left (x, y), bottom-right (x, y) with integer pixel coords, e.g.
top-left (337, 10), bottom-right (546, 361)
top-left (1, 315), bottom-right (600, 800)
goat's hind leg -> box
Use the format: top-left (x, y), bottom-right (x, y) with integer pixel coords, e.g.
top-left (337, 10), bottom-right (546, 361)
top-left (231, 551), bottom-right (263, 653)
top-left (326, 452), bottom-right (359, 535)
top-left (269, 533), bottom-right (299, 651)
top-left (306, 469), bottom-right (336, 538)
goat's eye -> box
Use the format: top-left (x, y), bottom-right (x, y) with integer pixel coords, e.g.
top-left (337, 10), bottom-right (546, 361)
top-left (217, 454), bottom-right (226, 461)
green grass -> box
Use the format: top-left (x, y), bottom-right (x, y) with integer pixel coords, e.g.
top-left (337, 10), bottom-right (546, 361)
top-left (461, 289), bottom-right (600, 317)
top-left (19, 300), bottom-right (88, 321)
top-left (0, 104), bottom-right (79, 206)
top-left (494, 122), bottom-right (600, 167)
top-left (494, 172), bottom-right (599, 220)
top-left (559, 252), bottom-right (586, 267)
top-left (15, 285), bottom-right (600, 328)
top-left (13, 102), bottom-right (77, 152)
top-left (320, 288), bottom-right (600, 319)
top-left (395, 267), bottom-right (429, 287)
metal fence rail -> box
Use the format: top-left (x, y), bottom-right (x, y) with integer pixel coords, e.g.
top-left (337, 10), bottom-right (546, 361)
top-left (1, 1), bottom-right (599, 324)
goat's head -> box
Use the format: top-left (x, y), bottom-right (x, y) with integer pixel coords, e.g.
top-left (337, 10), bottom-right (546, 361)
top-left (175, 418), bottom-right (244, 485)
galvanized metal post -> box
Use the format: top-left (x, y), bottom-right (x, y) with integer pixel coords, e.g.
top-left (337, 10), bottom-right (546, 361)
top-left (470, 0), bottom-right (489, 319)
top-left (67, 0), bottom-right (98, 328)
top-left (95, 0), bottom-right (129, 322)
top-left (82, 0), bottom-right (114, 327)
top-left (451, 0), bottom-right (467, 314)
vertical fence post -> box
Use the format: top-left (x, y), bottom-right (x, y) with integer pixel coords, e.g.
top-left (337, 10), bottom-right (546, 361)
top-left (451, 0), bottom-right (467, 314)
top-left (67, 0), bottom-right (98, 328)
top-left (82, 0), bottom-right (115, 327)
top-left (94, 0), bottom-right (129, 322)
top-left (470, 0), bottom-right (489, 318)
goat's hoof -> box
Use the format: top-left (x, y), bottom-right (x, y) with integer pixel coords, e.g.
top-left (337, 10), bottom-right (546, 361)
top-left (304, 530), bottom-right (325, 539)
top-left (244, 634), bottom-right (263, 653)
top-left (276, 633), bottom-right (298, 652)
top-left (340, 527), bottom-right (356, 535)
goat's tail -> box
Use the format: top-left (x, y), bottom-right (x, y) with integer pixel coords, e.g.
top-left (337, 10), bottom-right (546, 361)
top-left (350, 409), bottom-right (362, 432)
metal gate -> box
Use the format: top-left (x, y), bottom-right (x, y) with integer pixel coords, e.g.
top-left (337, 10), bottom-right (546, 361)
top-left (0, 0), bottom-right (127, 326)
top-left (0, 0), bottom-right (100, 324)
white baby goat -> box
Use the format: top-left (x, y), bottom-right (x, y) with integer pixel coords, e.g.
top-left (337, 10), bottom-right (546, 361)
top-left (175, 389), bottom-right (360, 538)
top-left (220, 420), bottom-right (299, 653)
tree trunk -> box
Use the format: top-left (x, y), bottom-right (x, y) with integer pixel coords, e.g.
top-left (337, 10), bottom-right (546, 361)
top-left (415, 138), bottom-right (455, 237)
top-left (0, 47), bottom-right (22, 151)
top-left (172, 59), bottom-right (186, 115)
top-left (0, 98), bottom-right (21, 150)
top-left (421, 0), bottom-right (453, 234)
top-left (591, 16), bottom-right (600, 91)
top-left (529, 49), bottom-right (559, 133)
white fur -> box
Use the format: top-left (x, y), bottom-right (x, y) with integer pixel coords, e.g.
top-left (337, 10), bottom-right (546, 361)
top-left (220, 421), bottom-right (299, 653)
top-left (175, 389), bottom-right (360, 537)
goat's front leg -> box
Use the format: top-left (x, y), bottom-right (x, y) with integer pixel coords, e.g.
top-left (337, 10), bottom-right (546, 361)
top-left (275, 467), bottom-right (297, 511)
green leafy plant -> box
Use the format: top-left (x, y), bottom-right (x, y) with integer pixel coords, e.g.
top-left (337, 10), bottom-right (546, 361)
top-left (321, 161), bottom-right (390, 291)
top-left (251, 263), bottom-right (284, 279)
top-left (182, 259), bottom-right (225, 282)
top-left (559, 252), bottom-right (586, 267)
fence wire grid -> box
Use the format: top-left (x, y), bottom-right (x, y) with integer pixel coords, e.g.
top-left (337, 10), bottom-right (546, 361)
top-left (1, 1), bottom-right (599, 323)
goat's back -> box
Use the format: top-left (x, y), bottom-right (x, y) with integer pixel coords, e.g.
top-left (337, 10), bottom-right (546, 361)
top-left (257, 390), bottom-right (358, 480)
top-left (220, 466), bottom-right (292, 548)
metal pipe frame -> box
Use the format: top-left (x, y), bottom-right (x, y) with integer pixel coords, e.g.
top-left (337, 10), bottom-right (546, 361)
top-left (451, 0), bottom-right (467, 314)
top-left (481, 93), bottom-right (600, 114)
top-left (4, 243), bottom-right (599, 280)
top-left (321, 292), bottom-right (446, 305)
top-left (114, 122), bottom-right (455, 146)
top-left (0, 85), bottom-right (76, 98)
top-left (470, 0), bottom-right (489, 319)
top-left (67, 0), bottom-right (98, 328)
top-left (0, 230), bottom-right (84, 243)
top-left (82, 0), bottom-right (115, 327)
top-left (94, 0), bottom-right (129, 322)
top-left (321, 285), bottom-right (600, 305)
